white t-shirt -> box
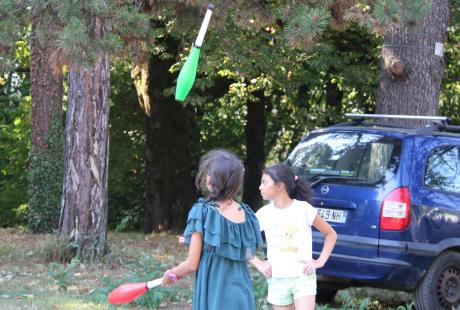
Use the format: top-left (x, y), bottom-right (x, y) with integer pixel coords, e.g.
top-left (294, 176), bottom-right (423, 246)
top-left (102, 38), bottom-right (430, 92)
top-left (256, 199), bottom-right (318, 278)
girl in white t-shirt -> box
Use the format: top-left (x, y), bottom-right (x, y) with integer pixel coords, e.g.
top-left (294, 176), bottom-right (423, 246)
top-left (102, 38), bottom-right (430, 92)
top-left (250, 163), bottom-right (337, 310)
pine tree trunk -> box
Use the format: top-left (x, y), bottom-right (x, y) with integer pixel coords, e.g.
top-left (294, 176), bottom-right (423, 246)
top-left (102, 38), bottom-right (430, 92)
top-left (30, 15), bottom-right (63, 153)
top-left (132, 39), bottom-right (196, 233)
top-left (243, 95), bottom-right (266, 211)
top-left (375, 0), bottom-right (449, 127)
top-left (59, 18), bottom-right (110, 261)
top-left (28, 13), bottom-right (64, 232)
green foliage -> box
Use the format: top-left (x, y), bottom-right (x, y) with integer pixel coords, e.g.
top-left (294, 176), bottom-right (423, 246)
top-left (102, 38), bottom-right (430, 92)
top-left (336, 290), bottom-right (371, 310)
top-left (0, 39), bottom-right (30, 227)
top-left (0, 1), bottom-right (28, 70)
top-left (281, 0), bottom-right (434, 48)
top-left (58, 16), bottom-right (93, 64)
top-left (171, 9), bottom-right (381, 165)
top-left (440, 5), bottom-right (460, 125)
top-left (372, 0), bottom-right (401, 25)
top-left (284, 6), bottom-right (332, 48)
top-left (27, 119), bottom-right (64, 233)
top-left (107, 61), bottom-right (145, 231)
top-left (402, 0), bottom-right (433, 25)
top-left (38, 0), bottom-right (151, 67)
top-left (252, 265), bottom-right (269, 309)
top-left (113, 208), bottom-right (141, 232)
top-left (48, 257), bottom-right (81, 293)
top-left (0, 96), bottom-right (29, 227)
top-left (370, 0), bottom-right (432, 26)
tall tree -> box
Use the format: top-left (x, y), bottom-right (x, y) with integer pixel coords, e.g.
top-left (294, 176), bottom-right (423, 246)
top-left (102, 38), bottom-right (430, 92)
top-left (59, 18), bottom-right (110, 260)
top-left (132, 10), bottom-right (198, 232)
top-left (27, 4), bottom-right (64, 233)
top-left (376, 0), bottom-right (450, 126)
top-left (277, 0), bottom-right (450, 126)
top-left (242, 92), bottom-right (267, 210)
top-left (53, 0), bottom-right (149, 261)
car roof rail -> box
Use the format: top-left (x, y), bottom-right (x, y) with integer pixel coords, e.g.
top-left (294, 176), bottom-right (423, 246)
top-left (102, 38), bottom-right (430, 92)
top-left (343, 113), bottom-right (460, 134)
top-left (430, 121), bottom-right (460, 133)
top-left (345, 113), bottom-right (449, 124)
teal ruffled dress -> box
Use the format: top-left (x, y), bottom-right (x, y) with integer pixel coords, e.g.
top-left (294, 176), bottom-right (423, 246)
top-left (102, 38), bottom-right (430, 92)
top-left (183, 198), bottom-right (263, 310)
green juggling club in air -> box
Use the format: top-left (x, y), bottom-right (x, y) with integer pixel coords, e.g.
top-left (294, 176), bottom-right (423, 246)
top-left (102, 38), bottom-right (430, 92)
top-left (175, 4), bottom-right (215, 102)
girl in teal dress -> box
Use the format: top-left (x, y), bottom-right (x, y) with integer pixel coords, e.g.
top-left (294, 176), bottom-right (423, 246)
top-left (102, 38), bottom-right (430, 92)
top-left (162, 149), bottom-right (263, 310)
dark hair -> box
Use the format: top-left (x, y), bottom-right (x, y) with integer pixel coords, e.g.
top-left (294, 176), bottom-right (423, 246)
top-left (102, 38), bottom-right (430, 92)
top-left (262, 163), bottom-right (312, 203)
top-left (195, 149), bottom-right (245, 201)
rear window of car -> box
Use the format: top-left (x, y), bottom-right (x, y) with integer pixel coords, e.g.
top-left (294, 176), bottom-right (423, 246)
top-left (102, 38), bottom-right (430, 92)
top-left (424, 145), bottom-right (460, 194)
top-left (286, 131), bottom-right (403, 186)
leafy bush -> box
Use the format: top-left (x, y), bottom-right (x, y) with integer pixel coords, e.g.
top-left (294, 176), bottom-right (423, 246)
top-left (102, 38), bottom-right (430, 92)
top-left (48, 257), bottom-right (81, 293)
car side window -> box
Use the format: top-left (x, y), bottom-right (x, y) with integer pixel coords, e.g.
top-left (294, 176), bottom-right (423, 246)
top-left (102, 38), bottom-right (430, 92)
top-left (424, 145), bottom-right (460, 194)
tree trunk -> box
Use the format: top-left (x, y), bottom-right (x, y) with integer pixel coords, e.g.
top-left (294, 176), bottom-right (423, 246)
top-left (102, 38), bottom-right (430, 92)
top-left (30, 15), bottom-right (63, 153)
top-left (132, 39), bottom-right (196, 233)
top-left (27, 13), bottom-right (64, 233)
top-left (59, 18), bottom-right (110, 261)
top-left (325, 79), bottom-right (343, 126)
top-left (375, 0), bottom-right (450, 127)
top-left (243, 94), bottom-right (266, 211)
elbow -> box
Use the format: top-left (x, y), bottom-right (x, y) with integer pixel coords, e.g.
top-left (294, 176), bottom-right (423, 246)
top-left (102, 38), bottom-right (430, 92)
top-left (332, 231), bottom-right (337, 245)
top-left (328, 229), bottom-right (337, 242)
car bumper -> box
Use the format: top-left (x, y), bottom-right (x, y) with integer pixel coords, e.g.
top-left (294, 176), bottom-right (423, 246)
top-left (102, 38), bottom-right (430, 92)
top-left (313, 250), bottom-right (421, 290)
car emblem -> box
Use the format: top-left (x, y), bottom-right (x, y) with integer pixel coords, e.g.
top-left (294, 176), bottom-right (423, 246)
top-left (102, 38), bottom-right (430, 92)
top-left (320, 185), bottom-right (330, 195)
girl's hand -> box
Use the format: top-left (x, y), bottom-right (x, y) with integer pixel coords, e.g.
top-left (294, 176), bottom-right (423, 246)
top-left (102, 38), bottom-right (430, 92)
top-left (255, 260), bottom-right (272, 278)
top-left (162, 270), bottom-right (179, 287)
top-left (299, 259), bottom-right (324, 275)
top-left (178, 235), bottom-right (185, 245)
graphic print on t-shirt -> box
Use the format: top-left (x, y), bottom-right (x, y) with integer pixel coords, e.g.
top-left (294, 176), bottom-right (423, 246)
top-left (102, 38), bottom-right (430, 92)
top-left (280, 225), bottom-right (299, 253)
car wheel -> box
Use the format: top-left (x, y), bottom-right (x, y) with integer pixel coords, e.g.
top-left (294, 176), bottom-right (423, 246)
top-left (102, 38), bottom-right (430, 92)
top-left (415, 251), bottom-right (460, 309)
top-left (316, 282), bottom-right (338, 304)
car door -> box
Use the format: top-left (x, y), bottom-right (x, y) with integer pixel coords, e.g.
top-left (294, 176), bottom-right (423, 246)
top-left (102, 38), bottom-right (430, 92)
top-left (410, 136), bottom-right (460, 251)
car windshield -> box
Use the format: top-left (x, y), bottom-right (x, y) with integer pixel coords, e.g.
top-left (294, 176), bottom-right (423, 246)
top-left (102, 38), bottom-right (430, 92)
top-left (286, 131), bottom-right (402, 186)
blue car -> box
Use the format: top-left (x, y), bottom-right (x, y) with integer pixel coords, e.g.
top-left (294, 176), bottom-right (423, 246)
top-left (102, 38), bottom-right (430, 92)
top-left (286, 114), bottom-right (460, 309)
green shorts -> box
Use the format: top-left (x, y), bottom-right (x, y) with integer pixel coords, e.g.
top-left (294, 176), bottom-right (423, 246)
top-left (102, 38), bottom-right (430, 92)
top-left (267, 273), bottom-right (317, 306)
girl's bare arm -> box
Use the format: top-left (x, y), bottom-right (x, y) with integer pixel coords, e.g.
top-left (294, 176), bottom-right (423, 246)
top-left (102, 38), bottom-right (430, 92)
top-left (163, 232), bottom-right (203, 285)
top-left (312, 215), bottom-right (337, 267)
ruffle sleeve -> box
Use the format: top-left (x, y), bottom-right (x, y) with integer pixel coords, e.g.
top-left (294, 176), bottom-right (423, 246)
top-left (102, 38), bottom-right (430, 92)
top-left (182, 198), bottom-right (264, 261)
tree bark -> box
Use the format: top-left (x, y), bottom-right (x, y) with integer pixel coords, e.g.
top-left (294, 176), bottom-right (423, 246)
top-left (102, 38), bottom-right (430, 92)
top-left (375, 0), bottom-right (450, 127)
top-left (30, 15), bottom-right (63, 153)
top-left (132, 38), bottom-right (197, 233)
top-left (27, 13), bottom-right (64, 233)
top-left (59, 18), bottom-right (110, 261)
top-left (243, 94), bottom-right (266, 211)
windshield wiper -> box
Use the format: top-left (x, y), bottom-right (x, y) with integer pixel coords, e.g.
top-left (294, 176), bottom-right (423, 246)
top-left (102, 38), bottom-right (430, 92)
top-left (309, 176), bottom-right (367, 187)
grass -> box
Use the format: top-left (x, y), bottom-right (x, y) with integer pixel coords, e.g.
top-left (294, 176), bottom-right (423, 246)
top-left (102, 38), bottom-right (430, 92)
top-left (0, 228), bottom-right (413, 309)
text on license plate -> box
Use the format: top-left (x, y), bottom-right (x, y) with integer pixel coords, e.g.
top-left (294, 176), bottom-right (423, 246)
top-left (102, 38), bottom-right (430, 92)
top-left (317, 208), bottom-right (347, 223)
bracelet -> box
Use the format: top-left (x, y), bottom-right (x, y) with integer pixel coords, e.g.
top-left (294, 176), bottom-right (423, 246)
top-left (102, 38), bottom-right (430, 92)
top-left (166, 269), bottom-right (181, 282)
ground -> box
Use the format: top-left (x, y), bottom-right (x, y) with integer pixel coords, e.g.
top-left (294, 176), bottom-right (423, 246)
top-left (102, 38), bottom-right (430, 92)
top-left (0, 228), bottom-right (413, 309)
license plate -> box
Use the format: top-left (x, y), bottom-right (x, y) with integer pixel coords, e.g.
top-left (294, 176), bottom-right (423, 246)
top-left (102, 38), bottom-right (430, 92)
top-left (317, 208), bottom-right (348, 223)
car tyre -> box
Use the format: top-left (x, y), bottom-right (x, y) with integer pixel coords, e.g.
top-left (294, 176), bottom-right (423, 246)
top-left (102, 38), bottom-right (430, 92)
top-left (415, 251), bottom-right (460, 310)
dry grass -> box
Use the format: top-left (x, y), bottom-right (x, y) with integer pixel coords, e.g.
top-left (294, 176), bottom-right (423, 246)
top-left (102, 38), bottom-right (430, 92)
top-left (0, 228), bottom-right (193, 309)
top-left (0, 228), bottom-right (413, 309)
